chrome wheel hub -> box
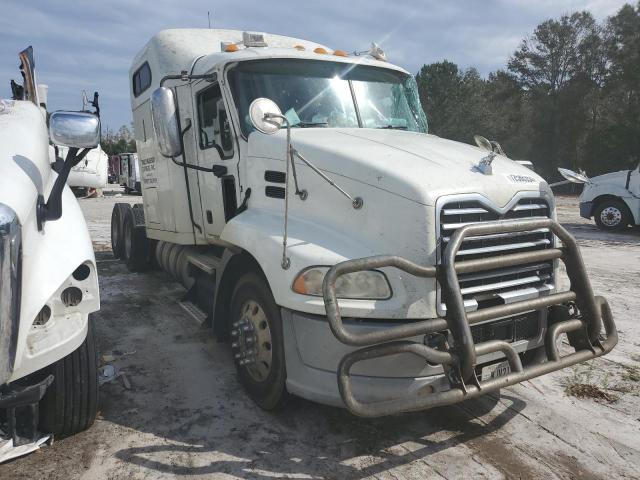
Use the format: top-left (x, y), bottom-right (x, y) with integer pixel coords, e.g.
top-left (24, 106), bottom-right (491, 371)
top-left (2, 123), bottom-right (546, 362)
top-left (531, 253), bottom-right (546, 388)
top-left (600, 206), bottom-right (621, 226)
top-left (231, 300), bottom-right (272, 382)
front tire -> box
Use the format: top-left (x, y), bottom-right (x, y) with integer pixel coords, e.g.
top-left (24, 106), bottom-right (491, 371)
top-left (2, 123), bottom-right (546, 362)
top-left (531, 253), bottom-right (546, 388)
top-left (39, 317), bottom-right (99, 437)
top-left (230, 272), bottom-right (288, 410)
top-left (594, 199), bottom-right (630, 231)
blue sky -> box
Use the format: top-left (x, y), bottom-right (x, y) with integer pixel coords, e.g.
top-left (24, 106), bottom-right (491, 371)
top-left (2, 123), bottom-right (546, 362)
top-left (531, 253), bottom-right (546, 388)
top-left (0, 0), bottom-right (630, 131)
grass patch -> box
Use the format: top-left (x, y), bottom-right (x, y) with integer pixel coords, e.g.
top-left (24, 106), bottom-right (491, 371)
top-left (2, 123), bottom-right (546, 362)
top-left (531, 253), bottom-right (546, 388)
top-left (563, 361), bottom-right (619, 403)
top-left (565, 383), bottom-right (618, 403)
top-left (622, 365), bottom-right (640, 383)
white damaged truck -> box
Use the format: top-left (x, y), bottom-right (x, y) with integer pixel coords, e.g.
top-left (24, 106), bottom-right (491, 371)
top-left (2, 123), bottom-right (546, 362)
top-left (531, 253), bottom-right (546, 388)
top-left (1, 47), bottom-right (100, 452)
top-left (112, 29), bottom-right (617, 416)
top-left (559, 166), bottom-right (640, 231)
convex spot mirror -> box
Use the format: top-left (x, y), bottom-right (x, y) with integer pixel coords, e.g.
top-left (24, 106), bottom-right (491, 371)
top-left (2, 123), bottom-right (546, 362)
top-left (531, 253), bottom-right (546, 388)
top-left (49, 111), bottom-right (100, 148)
top-left (151, 87), bottom-right (182, 157)
top-left (249, 98), bottom-right (282, 135)
top-left (473, 135), bottom-right (493, 153)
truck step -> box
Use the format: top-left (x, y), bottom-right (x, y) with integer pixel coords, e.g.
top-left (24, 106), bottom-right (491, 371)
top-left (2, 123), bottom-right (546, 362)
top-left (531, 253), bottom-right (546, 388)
top-left (186, 252), bottom-right (221, 276)
top-left (178, 300), bottom-right (208, 325)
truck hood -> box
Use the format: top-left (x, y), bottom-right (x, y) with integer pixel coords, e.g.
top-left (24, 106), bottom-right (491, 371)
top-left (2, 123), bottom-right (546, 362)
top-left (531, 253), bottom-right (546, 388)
top-left (248, 128), bottom-right (550, 208)
top-left (0, 100), bottom-right (52, 222)
top-left (589, 170), bottom-right (629, 186)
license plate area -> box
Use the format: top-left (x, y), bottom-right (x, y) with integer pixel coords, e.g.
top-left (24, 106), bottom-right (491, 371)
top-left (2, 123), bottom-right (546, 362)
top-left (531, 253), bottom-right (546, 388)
top-left (470, 310), bottom-right (540, 344)
top-left (481, 360), bottom-right (511, 381)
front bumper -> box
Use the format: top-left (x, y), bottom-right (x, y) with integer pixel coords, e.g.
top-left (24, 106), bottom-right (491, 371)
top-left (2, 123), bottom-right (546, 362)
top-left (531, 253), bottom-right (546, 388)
top-left (282, 309), bottom-right (542, 407)
top-left (579, 201), bottom-right (593, 219)
top-left (321, 218), bottom-right (617, 417)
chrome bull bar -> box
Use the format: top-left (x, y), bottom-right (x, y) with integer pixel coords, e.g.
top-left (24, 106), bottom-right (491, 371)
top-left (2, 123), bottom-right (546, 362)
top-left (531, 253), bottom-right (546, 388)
top-left (322, 218), bottom-right (618, 417)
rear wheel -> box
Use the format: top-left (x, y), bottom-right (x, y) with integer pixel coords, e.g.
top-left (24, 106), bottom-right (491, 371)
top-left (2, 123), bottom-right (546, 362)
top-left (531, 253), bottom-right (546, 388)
top-left (39, 317), bottom-right (98, 437)
top-left (110, 203), bottom-right (131, 259)
top-left (230, 272), bottom-right (288, 410)
top-left (594, 199), bottom-right (630, 231)
top-left (123, 207), bottom-right (151, 272)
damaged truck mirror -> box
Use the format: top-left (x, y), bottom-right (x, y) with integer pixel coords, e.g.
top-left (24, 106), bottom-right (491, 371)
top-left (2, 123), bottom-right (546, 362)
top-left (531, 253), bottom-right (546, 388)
top-left (151, 87), bottom-right (182, 157)
top-left (38, 111), bottom-right (101, 230)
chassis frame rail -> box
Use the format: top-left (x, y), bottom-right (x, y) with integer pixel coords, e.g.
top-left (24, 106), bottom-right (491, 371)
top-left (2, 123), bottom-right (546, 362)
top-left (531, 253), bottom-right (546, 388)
top-left (322, 218), bottom-right (617, 417)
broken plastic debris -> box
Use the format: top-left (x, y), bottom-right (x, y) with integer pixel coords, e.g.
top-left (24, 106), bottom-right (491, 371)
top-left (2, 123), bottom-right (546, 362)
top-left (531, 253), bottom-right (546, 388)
top-left (0, 432), bottom-right (51, 463)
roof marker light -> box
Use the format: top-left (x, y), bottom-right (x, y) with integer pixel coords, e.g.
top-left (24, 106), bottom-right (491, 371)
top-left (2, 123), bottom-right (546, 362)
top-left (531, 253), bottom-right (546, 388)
top-left (333, 49), bottom-right (348, 57)
top-left (224, 43), bottom-right (239, 53)
top-left (294, 45), bottom-right (306, 51)
top-left (314, 47), bottom-right (328, 55)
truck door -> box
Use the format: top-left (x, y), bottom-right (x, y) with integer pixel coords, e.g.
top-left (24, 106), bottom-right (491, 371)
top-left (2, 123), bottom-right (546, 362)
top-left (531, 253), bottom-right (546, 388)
top-left (193, 81), bottom-right (238, 238)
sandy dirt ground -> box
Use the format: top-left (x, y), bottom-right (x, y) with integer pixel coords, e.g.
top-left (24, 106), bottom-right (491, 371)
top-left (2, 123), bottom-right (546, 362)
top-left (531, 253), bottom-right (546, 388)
top-left (1, 190), bottom-right (639, 479)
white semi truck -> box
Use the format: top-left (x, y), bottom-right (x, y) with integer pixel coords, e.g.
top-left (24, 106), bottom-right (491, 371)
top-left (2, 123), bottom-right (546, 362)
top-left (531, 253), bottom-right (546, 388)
top-left (559, 166), bottom-right (640, 231)
top-left (1, 47), bottom-right (100, 451)
top-left (111, 29), bottom-right (618, 417)
top-left (66, 144), bottom-right (109, 193)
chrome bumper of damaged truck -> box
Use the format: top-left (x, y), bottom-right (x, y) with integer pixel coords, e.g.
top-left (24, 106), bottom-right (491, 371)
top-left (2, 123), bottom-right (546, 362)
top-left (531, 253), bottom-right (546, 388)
top-left (322, 218), bottom-right (618, 417)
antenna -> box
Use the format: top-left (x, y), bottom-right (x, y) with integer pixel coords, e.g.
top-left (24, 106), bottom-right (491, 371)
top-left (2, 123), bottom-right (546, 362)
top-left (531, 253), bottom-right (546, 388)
top-left (207, 11), bottom-right (211, 28)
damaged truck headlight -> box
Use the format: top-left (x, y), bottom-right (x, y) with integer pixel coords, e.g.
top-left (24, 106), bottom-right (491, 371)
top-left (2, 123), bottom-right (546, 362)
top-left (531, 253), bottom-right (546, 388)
top-left (292, 267), bottom-right (391, 300)
top-left (0, 203), bottom-right (22, 385)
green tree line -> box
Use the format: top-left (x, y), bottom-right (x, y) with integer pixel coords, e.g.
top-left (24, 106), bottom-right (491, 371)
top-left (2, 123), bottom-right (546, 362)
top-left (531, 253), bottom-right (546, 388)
top-left (101, 124), bottom-right (136, 156)
top-left (415, 3), bottom-right (640, 179)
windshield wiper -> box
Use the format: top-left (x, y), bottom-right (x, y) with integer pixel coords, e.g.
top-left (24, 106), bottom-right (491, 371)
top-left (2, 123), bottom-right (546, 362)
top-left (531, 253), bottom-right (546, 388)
top-left (377, 125), bottom-right (408, 130)
top-left (292, 121), bottom-right (329, 128)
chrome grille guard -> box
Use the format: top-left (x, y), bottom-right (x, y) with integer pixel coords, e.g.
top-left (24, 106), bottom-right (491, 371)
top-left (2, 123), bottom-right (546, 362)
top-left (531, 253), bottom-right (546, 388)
top-left (322, 218), bottom-right (617, 417)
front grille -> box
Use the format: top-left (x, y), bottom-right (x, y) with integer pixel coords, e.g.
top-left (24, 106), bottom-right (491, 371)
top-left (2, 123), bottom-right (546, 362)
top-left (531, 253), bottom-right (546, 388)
top-left (438, 196), bottom-right (554, 314)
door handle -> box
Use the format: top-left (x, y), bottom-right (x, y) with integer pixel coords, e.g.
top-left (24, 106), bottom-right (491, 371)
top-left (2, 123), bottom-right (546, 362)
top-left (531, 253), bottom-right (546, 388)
top-left (212, 165), bottom-right (227, 178)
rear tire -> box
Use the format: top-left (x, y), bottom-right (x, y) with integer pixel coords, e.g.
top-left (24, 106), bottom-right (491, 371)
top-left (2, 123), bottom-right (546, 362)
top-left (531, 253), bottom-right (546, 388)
top-left (39, 317), bottom-right (98, 437)
top-left (123, 207), bottom-right (151, 272)
top-left (230, 272), bottom-right (288, 410)
top-left (594, 199), bottom-right (630, 231)
top-left (110, 203), bottom-right (131, 259)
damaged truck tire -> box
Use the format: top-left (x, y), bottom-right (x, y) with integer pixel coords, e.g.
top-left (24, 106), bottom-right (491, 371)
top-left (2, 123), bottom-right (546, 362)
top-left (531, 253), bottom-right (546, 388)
top-left (38, 317), bottom-right (99, 437)
top-left (231, 272), bottom-right (288, 411)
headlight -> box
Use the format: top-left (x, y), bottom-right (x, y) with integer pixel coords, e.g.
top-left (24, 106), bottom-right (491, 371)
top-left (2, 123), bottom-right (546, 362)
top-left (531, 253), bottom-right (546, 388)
top-left (292, 266), bottom-right (391, 300)
top-left (0, 203), bottom-right (22, 384)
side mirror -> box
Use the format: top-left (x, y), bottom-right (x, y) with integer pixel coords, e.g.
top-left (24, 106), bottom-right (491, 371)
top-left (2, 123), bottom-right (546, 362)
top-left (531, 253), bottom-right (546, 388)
top-left (49, 111), bottom-right (100, 148)
top-left (151, 87), bottom-right (182, 157)
top-left (558, 167), bottom-right (590, 184)
top-left (249, 98), bottom-right (283, 134)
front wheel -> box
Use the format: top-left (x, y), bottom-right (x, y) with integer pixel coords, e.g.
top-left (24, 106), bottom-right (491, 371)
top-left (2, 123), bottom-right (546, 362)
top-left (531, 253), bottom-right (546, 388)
top-left (230, 272), bottom-right (288, 410)
top-left (38, 317), bottom-right (99, 437)
top-left (594, 199), bottom-right (630, 231)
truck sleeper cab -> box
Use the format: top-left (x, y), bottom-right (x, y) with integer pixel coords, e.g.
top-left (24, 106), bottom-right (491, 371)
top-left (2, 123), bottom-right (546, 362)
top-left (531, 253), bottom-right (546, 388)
top-left (114, 29), bottom-right (617, 417)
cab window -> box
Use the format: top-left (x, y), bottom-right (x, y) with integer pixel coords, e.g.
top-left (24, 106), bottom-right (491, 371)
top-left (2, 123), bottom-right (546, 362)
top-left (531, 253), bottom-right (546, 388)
top-left (196, 84), bottom-right (234, 159)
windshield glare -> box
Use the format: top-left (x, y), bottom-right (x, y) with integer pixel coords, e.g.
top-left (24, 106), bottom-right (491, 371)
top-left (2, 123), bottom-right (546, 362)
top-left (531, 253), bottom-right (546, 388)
top-left (228, 59), bottom-right (428, 136)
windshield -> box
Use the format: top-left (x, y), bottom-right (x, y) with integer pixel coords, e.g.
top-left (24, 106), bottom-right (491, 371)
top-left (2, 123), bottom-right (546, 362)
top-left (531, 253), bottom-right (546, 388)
top-left (228, 59), bottom-right (428, 137)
